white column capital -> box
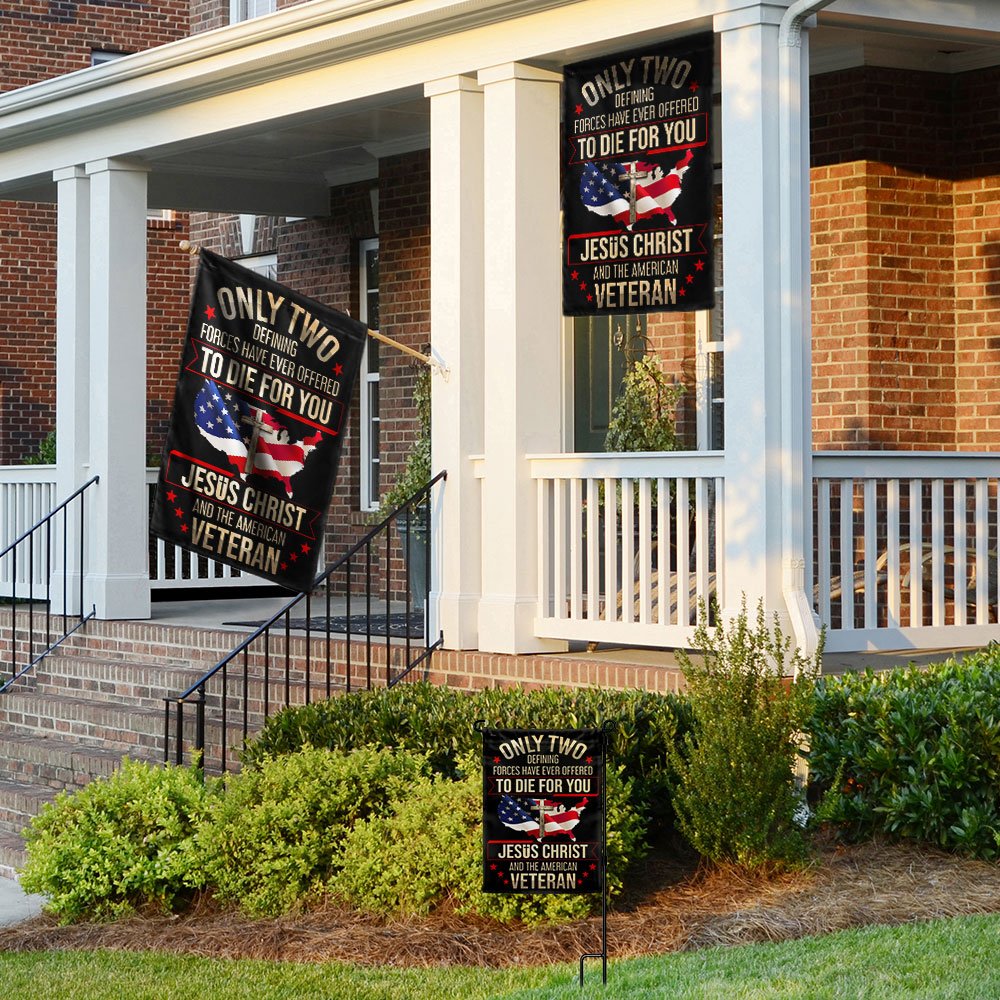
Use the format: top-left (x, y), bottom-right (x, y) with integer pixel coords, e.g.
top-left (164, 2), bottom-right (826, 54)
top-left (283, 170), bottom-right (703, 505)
top-left (84, 157), bottom-right (150, 177)
top-left (714, 4), bottom-right (786, 33)
top-left (424, 74), bottom-right (482, 99)
top-left (477, 62), bottom-right (562, 88)
top-left (53, 165), bottom-right (88, 183)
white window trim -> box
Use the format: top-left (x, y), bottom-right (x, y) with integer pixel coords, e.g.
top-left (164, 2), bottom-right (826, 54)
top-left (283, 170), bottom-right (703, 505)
top-left (236, 252), bottom-right (277, 282)
top-left (359, 238), bottom-right (380, 512)
top-left (230, 0), bottom-right (276, 24)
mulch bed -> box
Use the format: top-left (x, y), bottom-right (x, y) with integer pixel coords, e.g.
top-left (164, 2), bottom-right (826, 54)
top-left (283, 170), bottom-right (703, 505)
top-left (4, 839), bottom-right (1000, 967)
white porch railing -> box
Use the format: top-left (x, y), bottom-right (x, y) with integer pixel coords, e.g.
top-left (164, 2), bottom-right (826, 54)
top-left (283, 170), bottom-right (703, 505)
top-left (0, 465), bottom-right (57, 596)
top-left (813, 452), bottom-right (1000, 652)
top-left (0, 466), bottom-right (263, 593)
top-left (146, 470), bottom-right (272, 590)
top-left (531, 452), bottom-right (724, 647)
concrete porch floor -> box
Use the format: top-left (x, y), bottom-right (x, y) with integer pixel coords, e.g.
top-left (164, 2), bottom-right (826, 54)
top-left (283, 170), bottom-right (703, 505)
top-left (148, 593), bottom-right (979, 677)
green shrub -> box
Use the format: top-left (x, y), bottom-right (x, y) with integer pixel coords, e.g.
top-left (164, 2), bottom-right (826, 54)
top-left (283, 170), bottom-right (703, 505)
top-left (191, 746), bottom-right (430, 916)
top-left (807, 646), bottom-right (1000, 859)
top-left (244, 682), bottom-right (689, 834)
top-left (330, 756), bottom-right (646, 926)
top-left (669, 599), bottom-right (820, 870)
top-left (20, 758), bottom-right (215, 923)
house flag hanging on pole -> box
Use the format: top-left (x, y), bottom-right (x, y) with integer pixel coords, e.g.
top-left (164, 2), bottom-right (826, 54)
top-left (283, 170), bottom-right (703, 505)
top-left (151, 248), bottom-right (367, 592)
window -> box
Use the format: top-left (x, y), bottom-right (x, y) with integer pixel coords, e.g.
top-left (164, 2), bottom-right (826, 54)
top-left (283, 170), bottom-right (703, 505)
top-left (236, 253), bottom-right (277, 282)
top-left (230, 0), bottom-right (276, 22)
top-left (359, 239), bottom-right (380, 512)
top-left (696, 193), bottom-right (724, 451)
top-left (90, 50), bottom-right (127, 67)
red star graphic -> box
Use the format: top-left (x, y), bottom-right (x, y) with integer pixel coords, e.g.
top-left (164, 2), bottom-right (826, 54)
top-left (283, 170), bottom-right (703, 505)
top-left (590, 863), bottom-right (598, 871)
top-left (490, 863), bottom-right (497, 870)
top-left (575, 103), bottom-right (584, 115)
top-left (300, 543), bottom-right (311, 554)
top-left (180, 523), bottom-right (189, 534)
top-left (585, 756), bottom-right (593, 764)
top-left (280, 561), bottom-right (288, 571)
top-left (689, 80), bottom-right (700, 93)
top-left (289, 551), bottom-right (298, 562)
top-left (579, 281), bottom-right (587, 291)
top-left (679, 287), bottom-right (687, 296)
top-left (686, 274), bottom-right (694, 284)
top-left (333, 363), bottom-right (344, 376)
top-left (166, 490), bottom-right (177, 503)
top-left (173, 506), bottom-right (183, 518)
top-left (586, 294), bottom-right (593, 302)
top-left (695, 259), bottom-right (706, 271)
top-left (204, 305), bottom-right (216, 320)
top-left (493, 756), bottom-right (501, 764)
top-left (570, 270), bottom-right (579, 281)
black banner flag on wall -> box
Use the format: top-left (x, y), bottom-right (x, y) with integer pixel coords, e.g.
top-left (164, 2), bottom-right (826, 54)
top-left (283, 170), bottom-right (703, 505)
top-left (151, 249), bottom-right (367, 592)
top-left (562, 34), bottom-right (715, 316)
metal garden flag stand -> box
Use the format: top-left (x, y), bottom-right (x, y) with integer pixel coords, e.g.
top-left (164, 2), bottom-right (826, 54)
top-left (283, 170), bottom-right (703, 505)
top-left (480, 724), bottom-right (610, 987)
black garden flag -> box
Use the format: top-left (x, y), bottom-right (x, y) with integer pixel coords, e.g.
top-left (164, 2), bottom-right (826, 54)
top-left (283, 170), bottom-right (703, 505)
top-left (562, 33), bottom-right (715, 315)
top-left (151, 249), bottom-right (367, 592)
top-left (482, 728), bottom-right (604, 895)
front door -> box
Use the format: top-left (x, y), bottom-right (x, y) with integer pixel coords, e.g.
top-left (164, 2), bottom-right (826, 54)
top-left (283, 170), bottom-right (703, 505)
top-left (572, 315), bottom-right (639, 452)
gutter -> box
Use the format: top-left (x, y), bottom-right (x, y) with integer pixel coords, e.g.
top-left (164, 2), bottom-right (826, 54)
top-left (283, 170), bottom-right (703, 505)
top-left (778, 0), bottom-right (837, 662)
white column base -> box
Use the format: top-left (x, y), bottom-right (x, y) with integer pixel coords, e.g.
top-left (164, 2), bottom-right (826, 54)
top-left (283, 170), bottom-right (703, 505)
top-left (88, 572), bottom-right (152, 620)
top-left (435, 590), bottom-right (482, 650)
top-left (477, 596), bottom-right (567, 655)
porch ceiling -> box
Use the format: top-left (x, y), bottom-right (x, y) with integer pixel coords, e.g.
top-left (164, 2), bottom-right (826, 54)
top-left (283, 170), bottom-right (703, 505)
top-left (0, 0), bottom-right (998, 215)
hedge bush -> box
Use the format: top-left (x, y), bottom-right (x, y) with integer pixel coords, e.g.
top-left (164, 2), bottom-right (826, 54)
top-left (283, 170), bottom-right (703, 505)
top-left (191, 746), bottom-right (431, 916)
top-left (243, 682), bottom-right (689, 833)
top-left (330, 755), bottom-right (646, 926)
top-left (808, 646), bottom-right (1000, 859)
top-left (669, 600), bottom-right (819, 870)
top-left (20, 758), bottom-right (216, 923)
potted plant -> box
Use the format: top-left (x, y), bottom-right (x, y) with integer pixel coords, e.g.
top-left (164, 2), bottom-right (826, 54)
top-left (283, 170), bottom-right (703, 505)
top-left (377, 364), bottom-right (431, 610)
top-left (602, 351), bottom-right (686, 626)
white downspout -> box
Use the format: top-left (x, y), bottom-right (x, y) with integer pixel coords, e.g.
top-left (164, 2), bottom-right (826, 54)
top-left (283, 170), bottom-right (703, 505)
top-left (778, 0), bottom-right (837, 660)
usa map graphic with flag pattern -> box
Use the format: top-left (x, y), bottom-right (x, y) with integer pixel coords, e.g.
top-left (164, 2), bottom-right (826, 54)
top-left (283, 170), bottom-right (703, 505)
top-left (194, 378), bottom-right (321, 498)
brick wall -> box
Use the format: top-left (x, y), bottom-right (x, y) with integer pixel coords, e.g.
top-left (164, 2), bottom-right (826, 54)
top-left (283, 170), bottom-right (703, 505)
top-left (1, 0), bottom-right (187, 94)
top-left (0, 201), bottom-right (57, 463)
top-left (809, 64), bottom-right (1000, 452)
top-left (953, 67), bottom-right (1000, 449)
top-left (147, 215), bottom-right (193, 462)
top-left (0, 0), bottom-right (189, 464)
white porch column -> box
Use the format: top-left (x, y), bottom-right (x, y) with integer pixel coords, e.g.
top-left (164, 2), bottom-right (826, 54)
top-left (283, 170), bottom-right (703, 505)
top-left (84, 158), bottom-right (151, 620)
top-left (476, 62), bottom-right (565, 654)
top-left (715, 5), bottom-right (814, 642)
top-left (52, 166), bottom-right (92, 615)
top-left (425, 75), bottom-right (485, 650)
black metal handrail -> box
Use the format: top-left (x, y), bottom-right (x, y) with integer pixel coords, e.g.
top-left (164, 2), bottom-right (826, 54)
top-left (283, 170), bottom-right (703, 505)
top-left (0, 475), bottom-right (99, 694)
top-left (164, 470), bottom-right (447, 771)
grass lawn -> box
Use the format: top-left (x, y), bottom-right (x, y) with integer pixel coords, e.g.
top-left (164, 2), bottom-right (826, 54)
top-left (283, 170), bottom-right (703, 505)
top-left (2, 914), bottom-right (999, 999)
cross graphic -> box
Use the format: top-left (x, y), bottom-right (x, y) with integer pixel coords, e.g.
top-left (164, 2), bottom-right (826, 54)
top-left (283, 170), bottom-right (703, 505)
top-left (240, 409), bottom-right (270, 479)
top-left (618, 161), bottom-right (651, 227)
